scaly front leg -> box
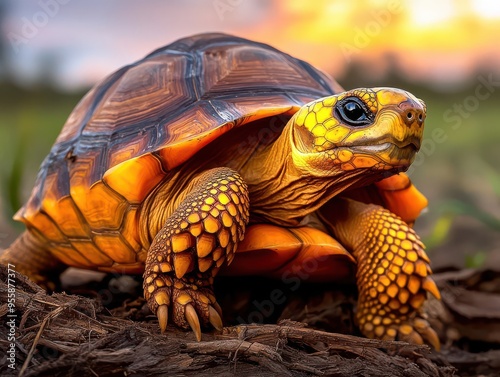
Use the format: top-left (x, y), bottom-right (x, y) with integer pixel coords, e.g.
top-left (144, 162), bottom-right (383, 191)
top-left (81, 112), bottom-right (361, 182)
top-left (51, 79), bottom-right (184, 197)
top-left (143, 167), bottom-right (249, 340)
top-left (319, 197), bottom-right (441, 349)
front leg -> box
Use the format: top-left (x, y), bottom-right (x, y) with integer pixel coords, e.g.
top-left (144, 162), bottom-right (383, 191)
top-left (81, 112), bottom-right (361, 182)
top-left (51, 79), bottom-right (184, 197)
top-left (319, 198), bottom-right (441, 349)
top-left (143, 167), bottom-right (249, 340)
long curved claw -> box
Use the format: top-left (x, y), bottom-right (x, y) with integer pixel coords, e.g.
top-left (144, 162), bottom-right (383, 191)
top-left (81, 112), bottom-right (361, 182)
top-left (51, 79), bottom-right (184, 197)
top-left (422, 326), bottom-right (441, 351)
top-left (157, 305), bottom-right (169, 334)
top-left (395, 318), bottom-right (441, 350)
top-left (208, 305), bottom-right (223, 331)
top-left (422, 277), bottom-right (441, 300)
top-left (185, 304), bottom-right (202, 341)
top-left (413, 317), bottom-right (441, 351)
top-left (398, 324), bottom-right (424, 345)
top-left (212, 301), bottom-right (223, 317)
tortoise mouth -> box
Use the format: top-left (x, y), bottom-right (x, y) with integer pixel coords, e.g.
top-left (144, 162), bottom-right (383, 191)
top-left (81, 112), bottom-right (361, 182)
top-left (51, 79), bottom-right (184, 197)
top-left (348, 140), bottom-right (419, 168)
top-left (350, 140), bottom-right (419, 154)
top-left (387, 143), bottom-right (419, 163)
top-left (351, 142), bottom-right (392, 153)
top-left (347, 134), bottom-right (421, 152)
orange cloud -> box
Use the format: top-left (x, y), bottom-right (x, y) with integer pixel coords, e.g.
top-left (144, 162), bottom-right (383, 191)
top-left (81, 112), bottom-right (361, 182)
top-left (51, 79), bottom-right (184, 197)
top-left (236, 0), bottom-right (500, 83)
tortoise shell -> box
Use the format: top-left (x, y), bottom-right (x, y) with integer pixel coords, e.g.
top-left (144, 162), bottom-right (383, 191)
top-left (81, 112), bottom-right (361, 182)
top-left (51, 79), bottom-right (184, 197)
top-left (15, 33), bottom-right (350, 271)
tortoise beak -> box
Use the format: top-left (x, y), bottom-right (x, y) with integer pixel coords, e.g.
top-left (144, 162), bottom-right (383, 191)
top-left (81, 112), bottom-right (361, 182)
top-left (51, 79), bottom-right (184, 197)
top-left (393, 135), bottom-right (421, 151)
top-left (386, 143), bottom-right (419, 164)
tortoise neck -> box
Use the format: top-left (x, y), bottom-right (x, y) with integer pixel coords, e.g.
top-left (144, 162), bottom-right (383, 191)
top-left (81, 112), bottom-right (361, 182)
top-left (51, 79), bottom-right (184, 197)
top-left (240, 122), bottom-right (345, 226)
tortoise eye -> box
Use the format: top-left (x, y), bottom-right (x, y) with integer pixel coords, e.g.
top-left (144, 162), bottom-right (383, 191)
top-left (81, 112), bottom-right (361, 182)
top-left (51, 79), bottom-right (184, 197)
top-left (337, 97), bottom-right (373, 127)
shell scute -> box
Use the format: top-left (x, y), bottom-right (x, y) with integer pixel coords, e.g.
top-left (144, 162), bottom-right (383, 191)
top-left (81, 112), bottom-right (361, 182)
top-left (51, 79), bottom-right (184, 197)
top-left (16, 33), bottom-right (340, 270)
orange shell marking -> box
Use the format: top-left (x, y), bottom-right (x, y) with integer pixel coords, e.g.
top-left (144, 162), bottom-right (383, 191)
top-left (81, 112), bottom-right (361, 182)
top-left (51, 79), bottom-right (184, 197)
top-left (40, 174), bottom-right (89, 238)
top-left (222, 224), bottom-right (355, 283)
top-left (104, 154), bottom-right (166, 204)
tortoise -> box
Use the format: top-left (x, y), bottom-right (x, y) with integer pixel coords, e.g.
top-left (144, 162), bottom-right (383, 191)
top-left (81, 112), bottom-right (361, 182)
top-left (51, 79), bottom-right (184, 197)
top-left (0, 33), bottom-right (440, 347)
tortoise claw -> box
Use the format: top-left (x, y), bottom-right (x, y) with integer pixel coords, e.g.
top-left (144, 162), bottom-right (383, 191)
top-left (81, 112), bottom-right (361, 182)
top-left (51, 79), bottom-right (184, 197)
top-left (413, 317), bottom-right (441, 351)
top-left (185, 303), bottom-right (202, 341)
top-left (157, 305), bottom-right (169, 334)
top-left (360, 313), bottom-right (441, 350)
top-left (423, 277), bottom-right (441, 300)
top-left (208, 305), bottom-right (223, 331)
top-left (398, 324), bottom-right (424, 345)
top-left (212, 301), bottom-right (223, 317)
top-left (397, 318), bottom-right (441, 350)
top-left (422, 326), bottom-right (441, 351)
top-left (148, 277), bottom-right (222, 339)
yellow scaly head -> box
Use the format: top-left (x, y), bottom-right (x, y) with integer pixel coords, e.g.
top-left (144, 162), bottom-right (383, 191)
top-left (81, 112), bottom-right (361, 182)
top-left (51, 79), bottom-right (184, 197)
top-left (290, 87), bottom-right (426, 175)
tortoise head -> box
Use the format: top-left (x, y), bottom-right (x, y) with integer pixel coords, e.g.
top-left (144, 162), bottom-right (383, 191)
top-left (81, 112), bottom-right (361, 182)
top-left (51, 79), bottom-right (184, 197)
top-left (290, 87), bottom-right (426, 176)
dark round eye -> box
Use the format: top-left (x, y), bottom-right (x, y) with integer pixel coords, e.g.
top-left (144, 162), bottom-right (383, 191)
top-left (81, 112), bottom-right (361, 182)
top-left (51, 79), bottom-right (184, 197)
top-left (337, 97), bottom-right (373, 127)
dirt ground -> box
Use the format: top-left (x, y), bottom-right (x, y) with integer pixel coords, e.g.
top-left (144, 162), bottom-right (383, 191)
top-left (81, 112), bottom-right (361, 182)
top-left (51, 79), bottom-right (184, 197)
top-left (1, 264), bottom-right (500, 377)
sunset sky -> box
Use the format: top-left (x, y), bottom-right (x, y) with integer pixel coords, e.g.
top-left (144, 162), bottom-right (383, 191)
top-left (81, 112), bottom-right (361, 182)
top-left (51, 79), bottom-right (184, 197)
top-left (2, 0), bottom-right (500, 91)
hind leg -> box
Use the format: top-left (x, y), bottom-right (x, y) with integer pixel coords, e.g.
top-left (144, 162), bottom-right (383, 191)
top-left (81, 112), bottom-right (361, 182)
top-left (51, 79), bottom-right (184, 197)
top-left (0, 231), bottom-right (66, 290)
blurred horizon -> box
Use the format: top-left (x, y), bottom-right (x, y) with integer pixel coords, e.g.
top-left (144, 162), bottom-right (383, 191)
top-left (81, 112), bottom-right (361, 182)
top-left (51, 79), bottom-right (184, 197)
top-left (1, 0), bottom-right (500, 92)
top-left (0, 0), bottom-right (499, 270)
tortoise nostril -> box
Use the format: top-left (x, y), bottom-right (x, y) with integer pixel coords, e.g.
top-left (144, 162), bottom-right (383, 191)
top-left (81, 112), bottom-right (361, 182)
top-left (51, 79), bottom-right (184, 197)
top-left (406, 112), bottom-right (413, 120)
top-left (418, 113), bottom-right (423, 121)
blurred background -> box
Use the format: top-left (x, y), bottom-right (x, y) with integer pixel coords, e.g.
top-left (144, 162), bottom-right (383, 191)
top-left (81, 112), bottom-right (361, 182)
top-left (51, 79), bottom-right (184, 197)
top-left (0, 0), bottom-right (498, 270)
